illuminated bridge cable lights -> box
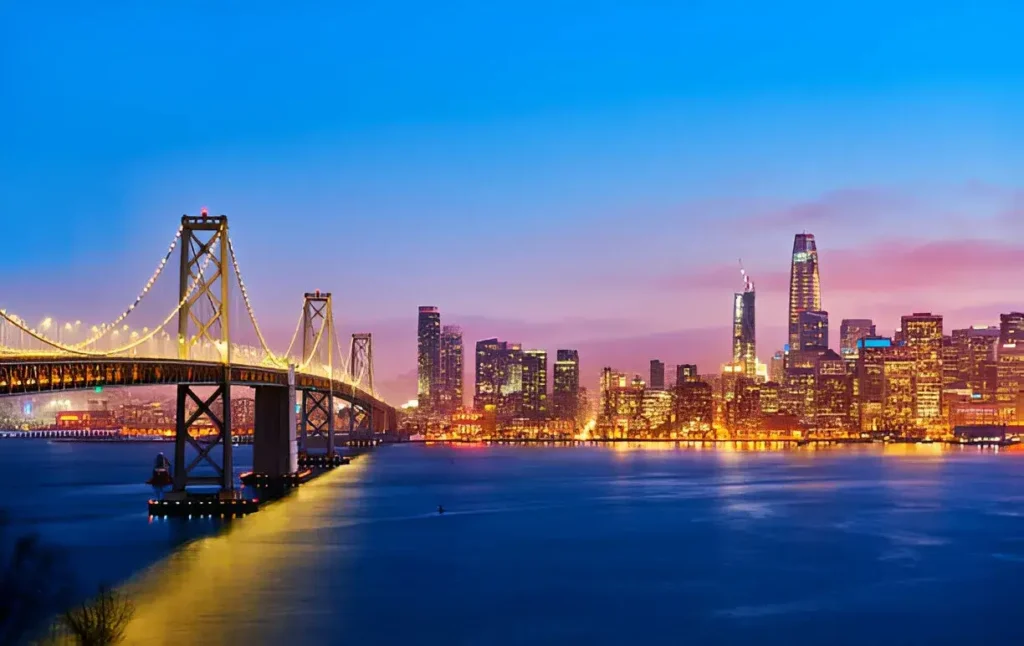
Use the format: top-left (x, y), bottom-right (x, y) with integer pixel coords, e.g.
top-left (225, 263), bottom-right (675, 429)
top-left (226, 236), bottom-right (284, 365)
top-left (0, 250), bottom-right (215, 358)
top-left (70, 225), bottom-right (185, 349)
top-left (0, 226), bottom-right (185, 353)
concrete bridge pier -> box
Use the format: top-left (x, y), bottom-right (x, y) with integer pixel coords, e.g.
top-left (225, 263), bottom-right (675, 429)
top-left (253, 386), bottom-right (297, 478)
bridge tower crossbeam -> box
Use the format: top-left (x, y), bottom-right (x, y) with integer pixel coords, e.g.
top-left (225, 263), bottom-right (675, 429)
top-left (347, 333), bottom-right (375, 441)
top-left (299, 291), bottom-right (336, 456)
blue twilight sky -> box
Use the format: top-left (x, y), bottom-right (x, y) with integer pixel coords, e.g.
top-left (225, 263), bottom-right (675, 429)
top-left (3, 1), bottom-right (1024, 394)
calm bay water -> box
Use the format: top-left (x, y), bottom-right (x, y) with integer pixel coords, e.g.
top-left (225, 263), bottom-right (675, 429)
top-left (3, 440), bottom-right (1024, 644)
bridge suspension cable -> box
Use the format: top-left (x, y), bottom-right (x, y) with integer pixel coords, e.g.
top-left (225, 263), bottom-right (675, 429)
top-left (0, 251), bottom-right (213, 357)
top-left (0, 226), bottom-right (184, 351)
top-left (226, 235), bottom-right (284, 364)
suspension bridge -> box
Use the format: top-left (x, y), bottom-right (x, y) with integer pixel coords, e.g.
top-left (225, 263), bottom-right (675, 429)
top-left (0, 211), bottom-right (397, 513)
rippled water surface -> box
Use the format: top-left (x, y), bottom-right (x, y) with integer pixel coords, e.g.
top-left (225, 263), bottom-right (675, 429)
top-left (4, 441), bottom-right (1024, 645)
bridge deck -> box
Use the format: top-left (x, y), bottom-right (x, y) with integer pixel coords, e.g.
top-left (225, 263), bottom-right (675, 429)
top-left (0, 356), bottom-right (394, 419)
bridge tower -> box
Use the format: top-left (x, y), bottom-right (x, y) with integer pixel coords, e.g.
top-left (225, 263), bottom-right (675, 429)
top-left (348, 333), bottom-right (375, 440)
top-left (299, 291), bottom-right (336, 456)
top-left (172, 211), bottom-right (234, 494)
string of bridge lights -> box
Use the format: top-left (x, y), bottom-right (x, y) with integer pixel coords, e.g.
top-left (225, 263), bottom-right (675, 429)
top-left (0, 251), bottom-right (215, 357)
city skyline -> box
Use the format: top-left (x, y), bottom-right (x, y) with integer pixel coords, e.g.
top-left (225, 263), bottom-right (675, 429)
top-left (4, 3), bottom-right (1024, 404)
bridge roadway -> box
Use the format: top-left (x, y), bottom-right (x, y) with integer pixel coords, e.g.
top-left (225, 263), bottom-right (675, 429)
top-left (0, 355), bottom-right (396, 430)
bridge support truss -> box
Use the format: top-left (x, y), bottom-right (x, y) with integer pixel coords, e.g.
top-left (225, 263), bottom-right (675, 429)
top-left (173, 380), bottom-right (233, 492)
top-left (171, 212), bottom-right (234, 495)
top-left (299, 291), bottom-right (336, 456)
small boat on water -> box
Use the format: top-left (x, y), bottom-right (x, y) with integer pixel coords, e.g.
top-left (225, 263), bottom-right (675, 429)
top-left (147, 452), bottom-right (173, 488)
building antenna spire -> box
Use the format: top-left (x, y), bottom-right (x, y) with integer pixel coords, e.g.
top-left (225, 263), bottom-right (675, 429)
top-left (739, 259), bottom-right (753, 292)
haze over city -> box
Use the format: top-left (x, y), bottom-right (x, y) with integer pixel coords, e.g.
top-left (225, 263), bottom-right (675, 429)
top-left (4, 1), bottom-right (1024, 403)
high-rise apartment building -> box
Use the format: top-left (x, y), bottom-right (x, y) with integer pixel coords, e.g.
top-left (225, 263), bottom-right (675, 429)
top-left (953, 327), bottom-right (998, 399)
top-left (417, 306), bottom-right (441, 411)
top-left (940, 336), bottom-right (960, 387)
top-left (815, 349), bottom-right (852, 431)
top-left (732, 288), bottom-right (757, 378)
top-left (673, 380), bottom-right (714, 434)
top-left (788, 233), bottom-right (822, 350)
top-left (438, 325), bottom-right (464, 413)
top-left (840, 319), bottom-right (875, 358)
top-left (781, 367), bottom-right (815, 424)
top-left (522, 350), bottom-right (548, 420)
top-left (769, 351), bottom-right (785, 383)
top-left (553, 349), bottom-right (580, 422)
top-left (598, 368), bottom-right (644, 438)
top-left (676, 364), bottom-right (698, 384)
top-left (797, 310), bottom-right (829, 352)
top-left (856, 336), bottom-right (893, 432)
top-left (882, 349), bottom-right (916, 434)
top-left (996, 332), bottom-right (1024, 423)
top-left (901, 313), bottom-right (943, 425)
top-left (649, 359), bottom-right (666, 390)
top-left (1000, 313), bottom-right (1024, 346)
top-left (474, 338), bottom-right (524, 419)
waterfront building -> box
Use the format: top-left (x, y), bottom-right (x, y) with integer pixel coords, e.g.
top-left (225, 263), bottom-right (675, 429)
top-left (882, 349), bottom-right (917, 435)
top-left (759, 381), bottom-right (780, 415)
top-left (417, 306), bottom-right (441, 411)
top-left (996, 341), bottom-right (1024, 423)
top-left (597, 368), bottom-right (644, 438)
top-left (640, 389), bottom-right (673, 433)
top-left (815, 349), bottom-right (852, 432)
top-left (474, 338), bottom-right (524, 419)
top-left (856, 336), bottom-right (893, 432)
top-left (438, 325), bottom-right (464, 413)
top-left (901, 313), bottom-right (943, 426)
top-left (522, 349), bottom-right (548, 420)
top-left (552, 349), bottom-right (580, 422)
top-left (673, 380), bottom-right (714, 435)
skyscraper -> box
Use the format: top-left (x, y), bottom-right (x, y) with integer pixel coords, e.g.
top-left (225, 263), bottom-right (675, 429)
top-left (649, 359), bottom-right (665, 390)
top-left (522, 349), bottom-right (548, 419)
top-left (474, 338), bottom-right (503, 411)
top-left (474, 338), bottom-right (524, 419)
top-left (417, 306), bottom-right (441, 411)
top-left (553, 349), bottom-right (580, 422)
top-left (901, 312), bottom-right (943, 425)
top-left (797, 310), bottom-right (829, 351)
top-left (815, 349), bottom-right (852, 431)
top-left (1000, 312), bottom-right (1024, 346)
top-left (788, 233), bottom-right (822, 350)
top-left (732, 277), bottom-right (756, 378)
top-left (676, 364), bottom-right (698, 384)
top-left (438, 325), bottom-right (464, 413)
top-left (856, 336), bottom-right (893, 431)
top-left (840, 319), bottom-right (875, 358)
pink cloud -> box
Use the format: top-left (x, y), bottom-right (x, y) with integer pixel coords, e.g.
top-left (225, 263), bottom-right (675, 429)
top-left (748, 187), bottom-right (915, 230)
top-left (663, 237), bottom-right (1024, 294)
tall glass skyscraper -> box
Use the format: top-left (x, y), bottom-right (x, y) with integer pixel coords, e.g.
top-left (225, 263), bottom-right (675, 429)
top-left (553, 349), bottom-right (580, 422)
top-left (788, 233), bottom-right (822, 350)
top-left (438, 325), bottom-right (464, 413)
top-left (732, 289), bottom-right (756, 378)
top-left (417, 306), bottom-right (441, 411)
top-left (522, 349), bottom-right (548, 419)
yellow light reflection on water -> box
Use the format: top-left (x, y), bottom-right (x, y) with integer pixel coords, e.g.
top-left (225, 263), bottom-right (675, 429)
top-left (120, 456), bottom-right (371, 645)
